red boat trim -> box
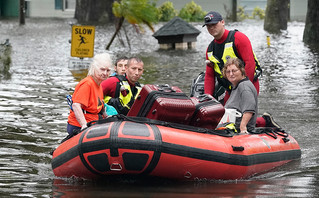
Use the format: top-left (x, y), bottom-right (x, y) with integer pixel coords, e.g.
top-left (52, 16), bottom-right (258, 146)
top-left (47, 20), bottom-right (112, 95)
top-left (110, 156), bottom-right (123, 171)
top-left (52, 129), bottom-right (301, 175)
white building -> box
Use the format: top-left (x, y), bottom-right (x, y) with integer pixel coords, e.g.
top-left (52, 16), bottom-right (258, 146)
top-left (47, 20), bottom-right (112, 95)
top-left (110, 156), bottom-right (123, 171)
top-left (27, 0), bottom-right (75, 18)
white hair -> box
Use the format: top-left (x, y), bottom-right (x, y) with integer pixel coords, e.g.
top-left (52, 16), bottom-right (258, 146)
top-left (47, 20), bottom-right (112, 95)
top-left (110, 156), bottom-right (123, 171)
top-left (87, 53), bottom-right (113, 76)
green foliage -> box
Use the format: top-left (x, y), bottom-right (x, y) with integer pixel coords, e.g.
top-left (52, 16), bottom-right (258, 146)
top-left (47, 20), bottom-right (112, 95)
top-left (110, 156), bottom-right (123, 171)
top-left (177, 1), bottom-right (206, 22)
top-left (107, 0), bottom-right (159, 49)
top-left (252, 6), bottom-right (265, 19)
top-left (158, 1), bottom-right (177, 22)
top-left (237, 6), bottom-right (249, 21)
top-left (237, 6), bottom-right (265, 21)
top-left (112, 0), bottom-right (158, 30)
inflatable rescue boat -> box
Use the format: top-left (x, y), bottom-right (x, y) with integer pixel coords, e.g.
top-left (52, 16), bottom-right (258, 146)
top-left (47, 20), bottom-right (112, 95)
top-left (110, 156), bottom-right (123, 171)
top-left (51, 115), bottom-right (301, 180)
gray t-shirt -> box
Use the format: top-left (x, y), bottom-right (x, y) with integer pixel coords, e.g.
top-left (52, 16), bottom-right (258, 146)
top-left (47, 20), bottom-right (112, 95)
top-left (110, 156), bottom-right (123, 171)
top-left (224, 78), bottom-right (258, 131)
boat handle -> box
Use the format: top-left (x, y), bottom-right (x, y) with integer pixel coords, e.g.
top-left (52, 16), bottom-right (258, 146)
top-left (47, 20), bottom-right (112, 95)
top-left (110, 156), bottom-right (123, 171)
top-left (232, 145), bottom-right (244, 151)
top-left (110, 163), bottom-right (122, 171)
top-left (184, 171), bottom-right (192, 179)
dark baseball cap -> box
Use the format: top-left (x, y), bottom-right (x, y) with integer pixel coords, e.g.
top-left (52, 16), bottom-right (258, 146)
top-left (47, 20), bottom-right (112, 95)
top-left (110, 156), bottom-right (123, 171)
top-left (203, 11), bottom-right (223, 27)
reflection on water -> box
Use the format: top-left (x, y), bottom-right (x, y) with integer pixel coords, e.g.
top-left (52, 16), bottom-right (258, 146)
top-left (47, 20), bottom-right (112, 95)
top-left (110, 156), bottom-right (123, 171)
top-left (0, 18), bottom-right (318, 197)
top-left (69, 69), bottom-right (88, 82)
top-left (0, 42), bottom-right (12, 80)
top-left (51, 167), bottom-right (319, 198)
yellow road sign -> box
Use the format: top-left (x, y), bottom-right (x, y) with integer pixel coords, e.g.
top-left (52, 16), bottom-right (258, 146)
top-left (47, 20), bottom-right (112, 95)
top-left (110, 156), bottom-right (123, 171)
top-left (71, 25), bottom-right (95, 58)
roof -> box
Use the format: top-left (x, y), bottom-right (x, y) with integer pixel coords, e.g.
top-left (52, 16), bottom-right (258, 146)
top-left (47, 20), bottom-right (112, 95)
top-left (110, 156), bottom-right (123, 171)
top-left (153, 17), bottom-right (201, 38)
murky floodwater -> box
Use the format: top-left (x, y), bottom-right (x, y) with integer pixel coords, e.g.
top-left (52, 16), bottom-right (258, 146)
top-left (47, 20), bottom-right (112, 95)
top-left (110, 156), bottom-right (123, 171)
top-left (0, 18), bottom-right (318, 197)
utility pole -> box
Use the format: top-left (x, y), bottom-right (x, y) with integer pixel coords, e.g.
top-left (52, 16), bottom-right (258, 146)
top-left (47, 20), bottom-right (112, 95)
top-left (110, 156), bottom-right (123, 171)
top-left (19, 0), bottom-right (25, 25)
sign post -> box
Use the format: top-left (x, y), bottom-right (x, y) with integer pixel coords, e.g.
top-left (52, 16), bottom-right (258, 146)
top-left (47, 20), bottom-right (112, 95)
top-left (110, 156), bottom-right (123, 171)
top-left (71, 25), bottom-right (95, 58)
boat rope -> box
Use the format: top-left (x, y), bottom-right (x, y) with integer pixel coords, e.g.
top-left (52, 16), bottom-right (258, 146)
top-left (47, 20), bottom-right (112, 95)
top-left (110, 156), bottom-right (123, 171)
top-left (88, 114), bottom-right (235, 137)
top-left (250, 127), bottom-right (290, 142)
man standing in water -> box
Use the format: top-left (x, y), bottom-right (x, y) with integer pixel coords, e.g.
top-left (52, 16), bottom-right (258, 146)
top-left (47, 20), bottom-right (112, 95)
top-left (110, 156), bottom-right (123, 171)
top-left (203, 11), bottom-right (281, 128)
top-left (203, 11), bottom-right (262, 104)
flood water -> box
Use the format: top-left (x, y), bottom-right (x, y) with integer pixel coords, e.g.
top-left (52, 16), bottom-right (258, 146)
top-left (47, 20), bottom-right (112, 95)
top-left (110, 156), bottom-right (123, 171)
top-left (0, 18), bottom-right (318, 197)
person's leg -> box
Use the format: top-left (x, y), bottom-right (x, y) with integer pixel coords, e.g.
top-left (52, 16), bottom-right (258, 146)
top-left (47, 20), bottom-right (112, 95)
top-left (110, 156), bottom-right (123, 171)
top-left (256, 112), bottom-right (281, 128)
top-left (256, 116), bottom-right (266, 127)
top-left (67, 123), bottom-right (81, 136)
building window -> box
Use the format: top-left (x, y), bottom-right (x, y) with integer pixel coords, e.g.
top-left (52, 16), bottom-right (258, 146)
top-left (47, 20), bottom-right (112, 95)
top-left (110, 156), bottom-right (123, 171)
top-left (55, 0), bottom-right (75, 10)
top-left (55, 0), bottom-right (63, 10)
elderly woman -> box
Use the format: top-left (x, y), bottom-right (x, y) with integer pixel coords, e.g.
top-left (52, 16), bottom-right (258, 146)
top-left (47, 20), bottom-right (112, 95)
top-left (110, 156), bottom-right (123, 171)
top-left (67, 53), bottom-right (112, 135)
top-left (222, 58), bottom-right (258, 133)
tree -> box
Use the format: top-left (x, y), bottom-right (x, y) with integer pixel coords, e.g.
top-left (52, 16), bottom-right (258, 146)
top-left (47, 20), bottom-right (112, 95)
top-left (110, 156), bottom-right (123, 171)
top-left (19, 0), bottom-right (25, 25)
top-left (105, 0), bottom-right (158, 50)
top-left (75, 0), bottom-right (114, 23)
top-left (232, 0), bottom-right (237, 22)
top-left (303, 0), bottom-right (319, 47)
top-left (264, 0), bottom-right (289, 34)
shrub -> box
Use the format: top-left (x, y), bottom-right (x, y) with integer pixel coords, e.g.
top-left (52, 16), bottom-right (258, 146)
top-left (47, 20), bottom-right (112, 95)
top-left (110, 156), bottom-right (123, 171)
top-left (237, 6), bottom-right (250, 21)
top-left (158, 1), bottom-right (177, 21)
top-left (237, 6), bottom-right (265, 21)
top-left (252, 6), bottom-right (265, 19)
top-left (178, 1), bottom-right (206, 22)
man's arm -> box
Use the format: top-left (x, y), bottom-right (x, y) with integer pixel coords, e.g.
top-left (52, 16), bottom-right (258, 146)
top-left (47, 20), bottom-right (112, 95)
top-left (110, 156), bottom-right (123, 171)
top-left (101, 77), bottom-right (117, 97)
top-left (204, 48), bottom-right (216, 95)
top-left (235, 32), bottom-right (256, 82)
top-left (204, 65), bottom-right (215, 95)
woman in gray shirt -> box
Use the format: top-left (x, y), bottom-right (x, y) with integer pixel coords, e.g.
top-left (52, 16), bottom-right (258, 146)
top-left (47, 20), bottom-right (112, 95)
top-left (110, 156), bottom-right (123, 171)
top-left (222, 58), bottom-right (258, 133)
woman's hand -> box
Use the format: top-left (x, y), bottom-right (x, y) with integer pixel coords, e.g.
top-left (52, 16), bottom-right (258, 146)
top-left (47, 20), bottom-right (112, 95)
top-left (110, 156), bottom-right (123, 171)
top-left (205, 60), bottom-right (214, 67)
top-left (72, 102), bottom-right (88, 130)
top-left (81, 123), bottom-right (87, 130)
top-left (240, 112), bottom-right (253, 133)
top-left (241, 130), bottom-right (248, 134)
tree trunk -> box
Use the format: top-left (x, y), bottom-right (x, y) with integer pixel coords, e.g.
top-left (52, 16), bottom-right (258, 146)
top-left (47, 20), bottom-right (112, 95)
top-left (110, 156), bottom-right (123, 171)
top-left (19, 0), bottom-right (25, 25)
top-left (264, 0), bottom-right (289, 34)
top-left (75, 0), bottom-right (114, 23)
top-left (106, 17), bottom-right (125, 50)
top-left (303, 0), bottom-right (319, 47)
top-left (232, 0), bottom-right (237, 22)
